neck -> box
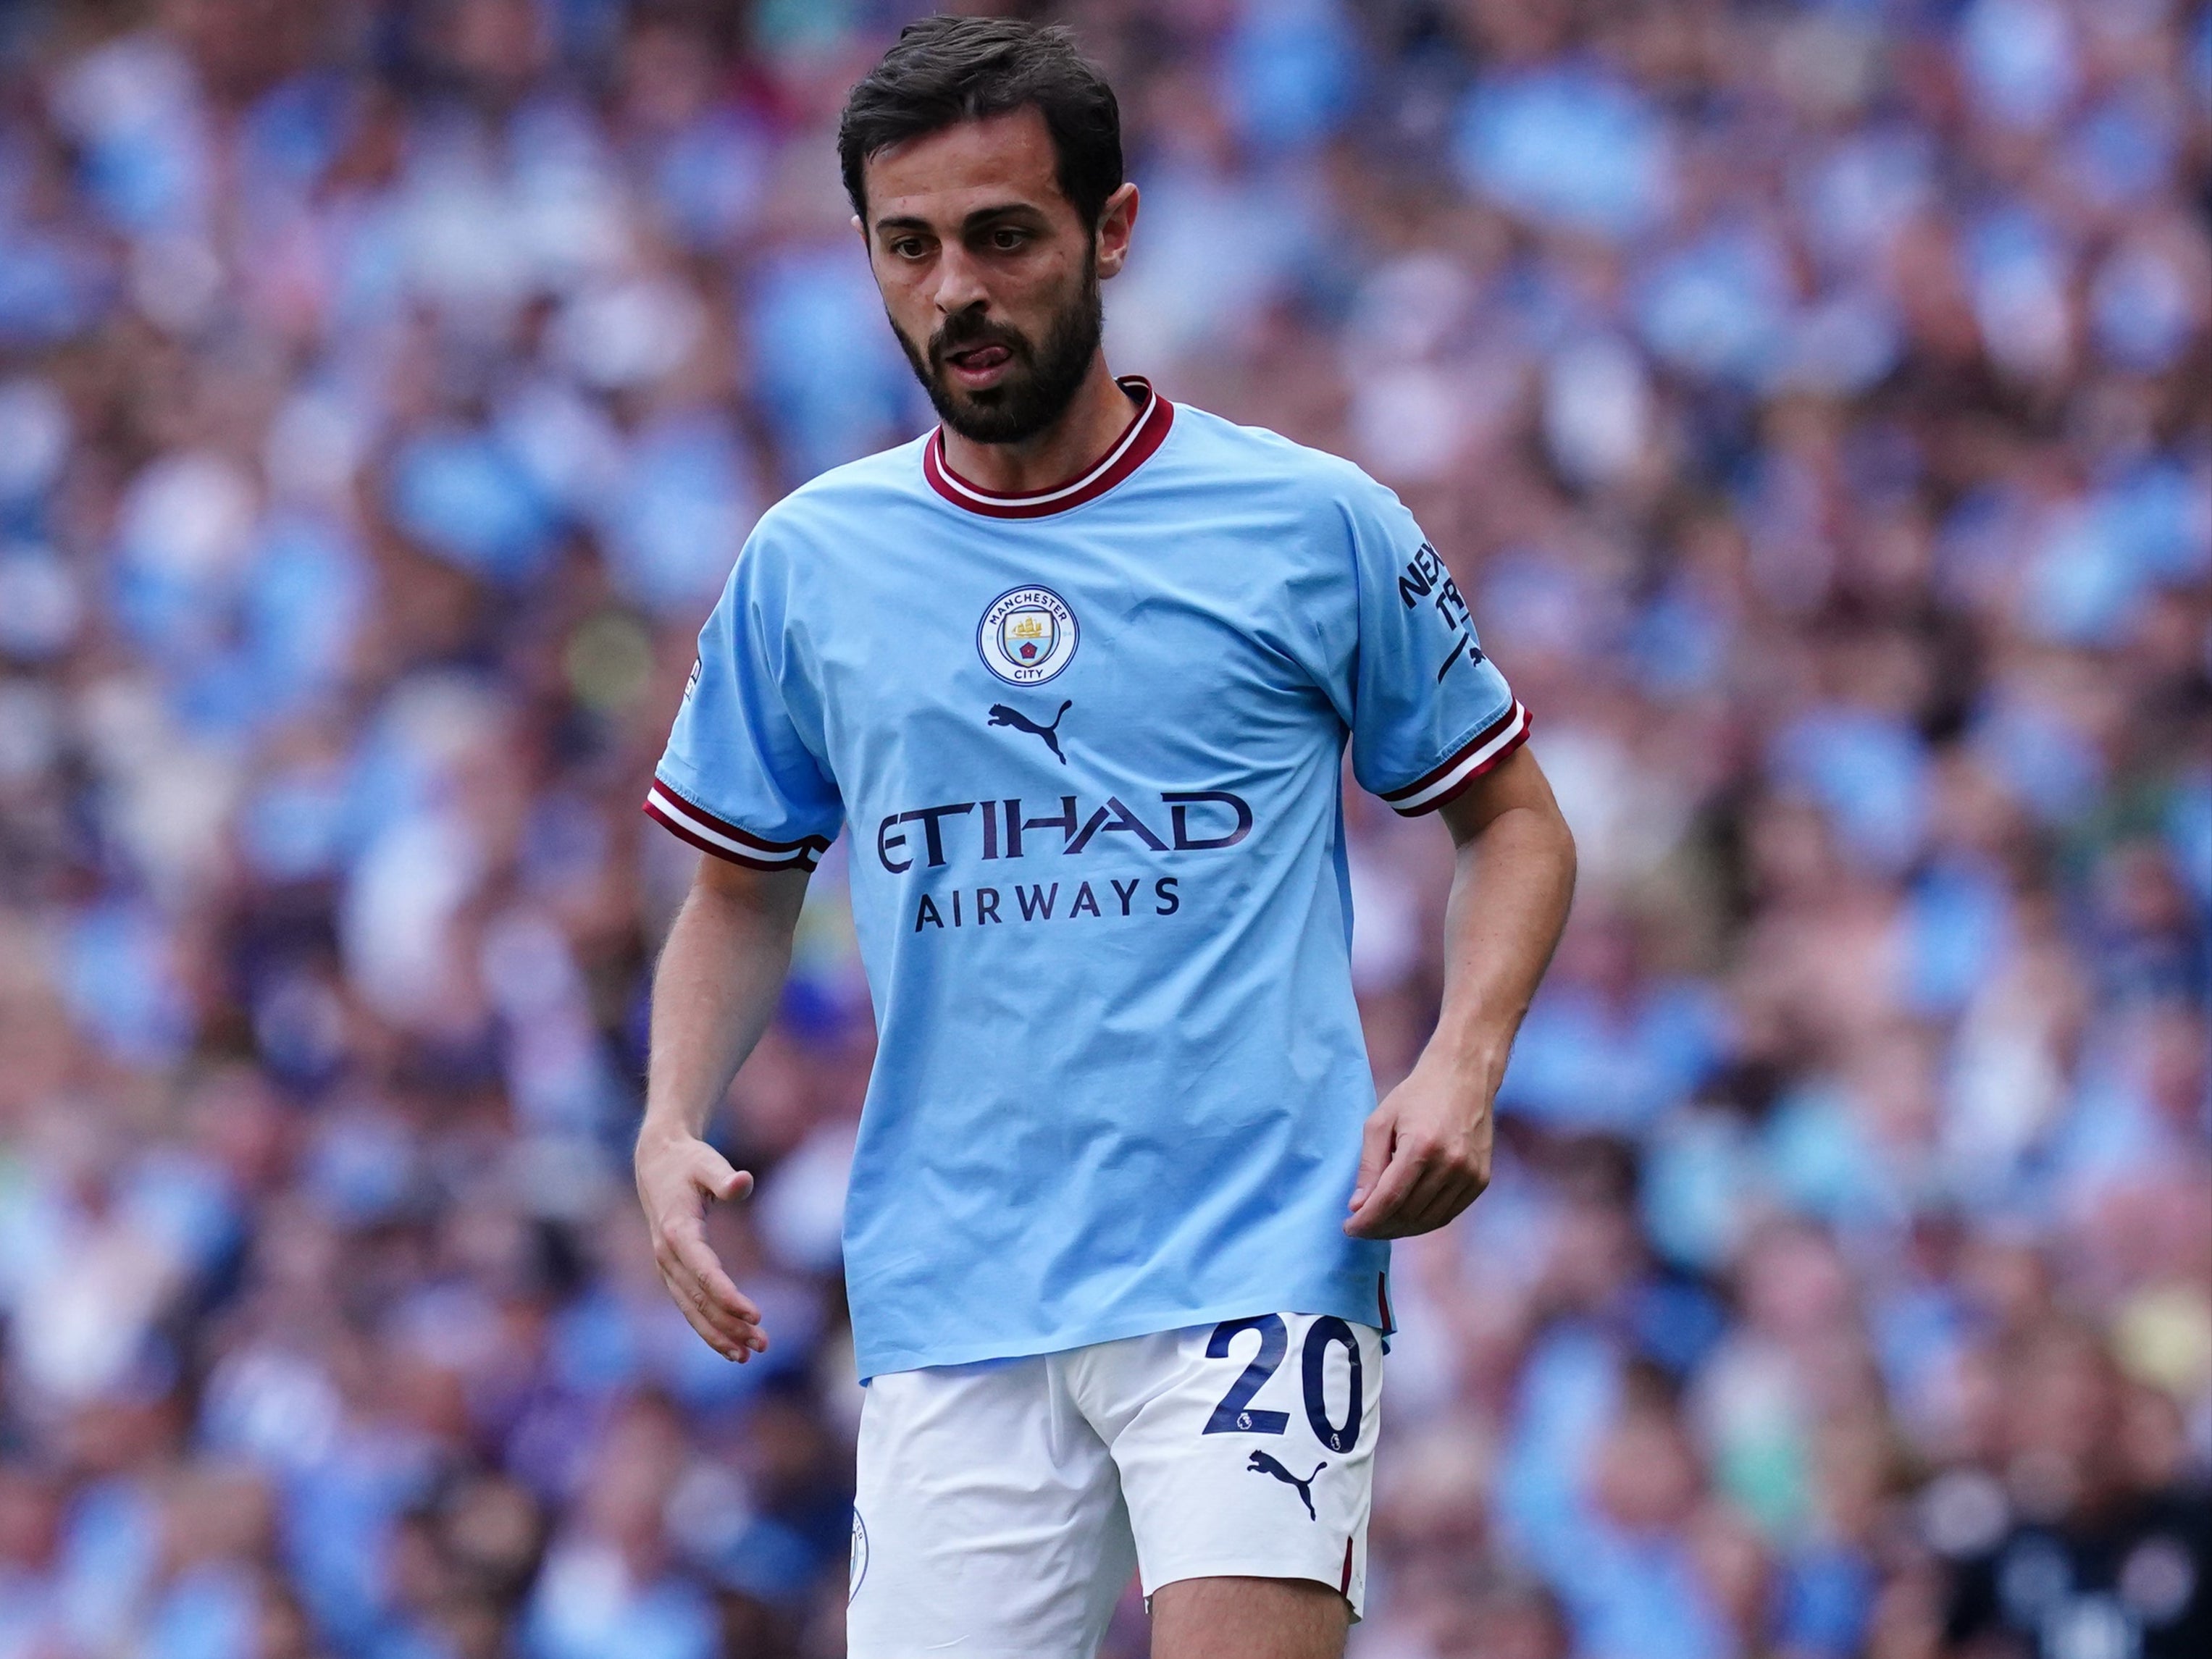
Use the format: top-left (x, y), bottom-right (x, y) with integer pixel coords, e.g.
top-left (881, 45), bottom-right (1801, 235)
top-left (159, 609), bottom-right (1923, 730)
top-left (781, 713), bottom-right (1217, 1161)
top-left (939, 356), bottom-right (1136, 495)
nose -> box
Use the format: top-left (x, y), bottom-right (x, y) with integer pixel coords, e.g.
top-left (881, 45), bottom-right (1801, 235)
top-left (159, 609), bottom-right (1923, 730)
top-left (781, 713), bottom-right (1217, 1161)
top-left (930, 240), bottom-right (989, 321)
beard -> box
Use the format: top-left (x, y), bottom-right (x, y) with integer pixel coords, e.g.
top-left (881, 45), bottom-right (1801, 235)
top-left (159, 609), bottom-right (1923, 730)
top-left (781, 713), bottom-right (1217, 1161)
top-left (890, 257), bottom-right (1104, 445)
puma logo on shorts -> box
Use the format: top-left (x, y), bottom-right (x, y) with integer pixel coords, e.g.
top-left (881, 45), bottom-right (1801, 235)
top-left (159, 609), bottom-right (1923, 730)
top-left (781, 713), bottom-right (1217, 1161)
top-left (1246, 1451), bottom-right (1326, 1520)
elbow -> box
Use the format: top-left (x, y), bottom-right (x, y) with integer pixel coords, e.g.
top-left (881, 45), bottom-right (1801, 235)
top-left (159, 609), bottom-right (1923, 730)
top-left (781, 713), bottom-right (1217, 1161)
top-left (1550, 800), bottom-right (1579, 898)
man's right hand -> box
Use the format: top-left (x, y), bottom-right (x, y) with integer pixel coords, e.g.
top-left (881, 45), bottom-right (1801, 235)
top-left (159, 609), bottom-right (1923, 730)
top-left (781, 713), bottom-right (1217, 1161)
top-left (636, 1130), bottom-right (768, 1361)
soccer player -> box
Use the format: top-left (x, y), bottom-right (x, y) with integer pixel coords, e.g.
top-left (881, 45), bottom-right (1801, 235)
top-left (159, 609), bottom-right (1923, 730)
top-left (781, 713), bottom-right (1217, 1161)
top-left (634, 18), bottom-right (1576, 1659)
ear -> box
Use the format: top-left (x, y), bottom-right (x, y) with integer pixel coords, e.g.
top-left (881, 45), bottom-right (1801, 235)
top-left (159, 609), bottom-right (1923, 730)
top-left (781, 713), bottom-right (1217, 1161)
top-left (1092, 182), bottom-right (1139, 280)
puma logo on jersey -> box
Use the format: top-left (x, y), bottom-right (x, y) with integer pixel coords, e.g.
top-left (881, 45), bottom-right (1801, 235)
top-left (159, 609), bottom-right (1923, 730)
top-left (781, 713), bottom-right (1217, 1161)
top-left (1247, 1451), bottom-right (1325, 1521)
top-left (987, 700), bottom-right (1072, 765)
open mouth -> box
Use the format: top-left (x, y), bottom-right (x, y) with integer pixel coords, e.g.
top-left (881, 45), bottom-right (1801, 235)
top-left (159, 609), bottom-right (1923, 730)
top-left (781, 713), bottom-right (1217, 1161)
top-left (942, 341), bottom-right (1015, 389)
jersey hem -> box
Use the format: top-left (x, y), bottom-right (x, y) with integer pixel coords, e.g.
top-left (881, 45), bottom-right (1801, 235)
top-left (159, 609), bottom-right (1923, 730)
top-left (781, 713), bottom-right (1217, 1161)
top-left (851, 1285), bottom-right (1387, 1381)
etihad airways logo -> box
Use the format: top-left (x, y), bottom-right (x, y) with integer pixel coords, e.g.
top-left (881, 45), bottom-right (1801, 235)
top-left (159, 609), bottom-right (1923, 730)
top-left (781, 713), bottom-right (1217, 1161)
top-left (876, 789), bottom-right (1254, 934)
top-left (876, 787), bottom-right (1247, 871)
top-left (877, 790), bottom-right (1250, 872)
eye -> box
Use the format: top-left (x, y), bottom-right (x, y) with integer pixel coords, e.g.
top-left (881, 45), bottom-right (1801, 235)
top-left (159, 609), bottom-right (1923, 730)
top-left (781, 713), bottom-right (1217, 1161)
top-left (989, 227), bottom-right (1028, 251)
top-left (890, 237), bottom-right (929, 259)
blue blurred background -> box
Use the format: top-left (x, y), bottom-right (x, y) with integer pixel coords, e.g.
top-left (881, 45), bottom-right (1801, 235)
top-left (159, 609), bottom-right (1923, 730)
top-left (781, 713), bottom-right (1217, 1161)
top-left (0, 2), bottom-right (2205, 1656)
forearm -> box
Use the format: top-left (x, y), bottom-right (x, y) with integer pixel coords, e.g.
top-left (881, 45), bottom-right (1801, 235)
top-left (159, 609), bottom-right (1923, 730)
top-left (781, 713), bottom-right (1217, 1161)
top-left (633, 862), bottom-right (805, 1361)
top-left (1423, 799), bottom-right (1576, 1091)
top-left (1345, 755), bottom-right (1574, 1238)
top-left (641, 870), bottom-right (806, 1146)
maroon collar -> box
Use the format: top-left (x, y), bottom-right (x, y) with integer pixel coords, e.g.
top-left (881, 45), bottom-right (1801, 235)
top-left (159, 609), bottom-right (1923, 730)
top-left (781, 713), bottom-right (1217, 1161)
top-left (922, 377), bottom-right (1174, 519)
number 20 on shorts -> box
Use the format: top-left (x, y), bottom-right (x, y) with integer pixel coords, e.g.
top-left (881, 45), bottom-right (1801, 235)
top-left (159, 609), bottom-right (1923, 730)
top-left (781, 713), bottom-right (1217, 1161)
top-left (1200, 1314), bottom-right (1364, 1453)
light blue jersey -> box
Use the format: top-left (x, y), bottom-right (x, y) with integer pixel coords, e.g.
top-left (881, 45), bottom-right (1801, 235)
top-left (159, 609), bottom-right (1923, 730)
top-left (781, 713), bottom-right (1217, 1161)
top-left (648, 380), bottom-right (1529, 1378)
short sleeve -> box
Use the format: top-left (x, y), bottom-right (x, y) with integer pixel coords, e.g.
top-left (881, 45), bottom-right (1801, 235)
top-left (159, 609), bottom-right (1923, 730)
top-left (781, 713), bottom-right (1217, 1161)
top-left (1344, 485), bottom-right (1529, 816)
top-left (644, 532), bottom-right (843, 870)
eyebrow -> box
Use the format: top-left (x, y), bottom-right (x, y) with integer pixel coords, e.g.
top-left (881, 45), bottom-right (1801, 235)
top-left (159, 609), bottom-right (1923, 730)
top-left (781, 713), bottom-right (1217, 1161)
top-left (871, 201), bottom-right (1048, 236)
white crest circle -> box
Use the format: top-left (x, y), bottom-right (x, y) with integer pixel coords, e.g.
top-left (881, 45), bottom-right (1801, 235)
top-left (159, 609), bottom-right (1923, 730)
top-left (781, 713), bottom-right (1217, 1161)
top-left (977, 585), bottom-right (1079, 685)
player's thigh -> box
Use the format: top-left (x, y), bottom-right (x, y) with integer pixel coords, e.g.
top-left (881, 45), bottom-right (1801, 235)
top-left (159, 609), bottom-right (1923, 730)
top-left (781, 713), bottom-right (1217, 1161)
top-left (1086, 1313), bottom-right (1384, 1618)
top-left (1148, 1574), bottom-right (1349, 1659)
top-left (847, 1356), bottom-right (1136, 1659)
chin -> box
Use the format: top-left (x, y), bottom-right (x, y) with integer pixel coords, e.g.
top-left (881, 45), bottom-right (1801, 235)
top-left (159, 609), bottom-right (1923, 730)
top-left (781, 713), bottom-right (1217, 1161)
top-left (947, 386), bottom-right (1010, 420)
top-left (934, 373), bottom-right (1015, 416)
top-left (938, 387), bottom-right (1052, 446)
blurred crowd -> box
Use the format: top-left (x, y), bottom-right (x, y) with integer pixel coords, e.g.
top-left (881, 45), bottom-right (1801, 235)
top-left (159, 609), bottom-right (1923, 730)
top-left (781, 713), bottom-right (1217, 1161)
top-left (0, 1), bottom-right (2205, 1657)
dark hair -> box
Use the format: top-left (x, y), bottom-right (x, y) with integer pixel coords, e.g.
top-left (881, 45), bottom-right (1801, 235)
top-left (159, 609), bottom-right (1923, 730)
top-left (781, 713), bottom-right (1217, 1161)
top-left (837, 17), bottom-right (1123, 229)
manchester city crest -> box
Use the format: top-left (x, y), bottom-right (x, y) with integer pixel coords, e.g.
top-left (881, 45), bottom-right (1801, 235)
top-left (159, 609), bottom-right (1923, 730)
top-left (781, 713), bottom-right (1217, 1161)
top-left (977, 584), bottom-right (1078, 684)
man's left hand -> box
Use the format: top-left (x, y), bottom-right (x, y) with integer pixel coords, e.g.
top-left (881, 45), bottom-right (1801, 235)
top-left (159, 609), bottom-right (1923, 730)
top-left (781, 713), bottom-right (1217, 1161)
top-left (1342, 1059), bottom-right (1496, 1239)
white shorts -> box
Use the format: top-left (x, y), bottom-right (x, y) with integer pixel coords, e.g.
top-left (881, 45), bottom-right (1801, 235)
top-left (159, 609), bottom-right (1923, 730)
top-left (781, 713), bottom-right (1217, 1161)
top-left (846, 1312), bottom-right (1383, 1659)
